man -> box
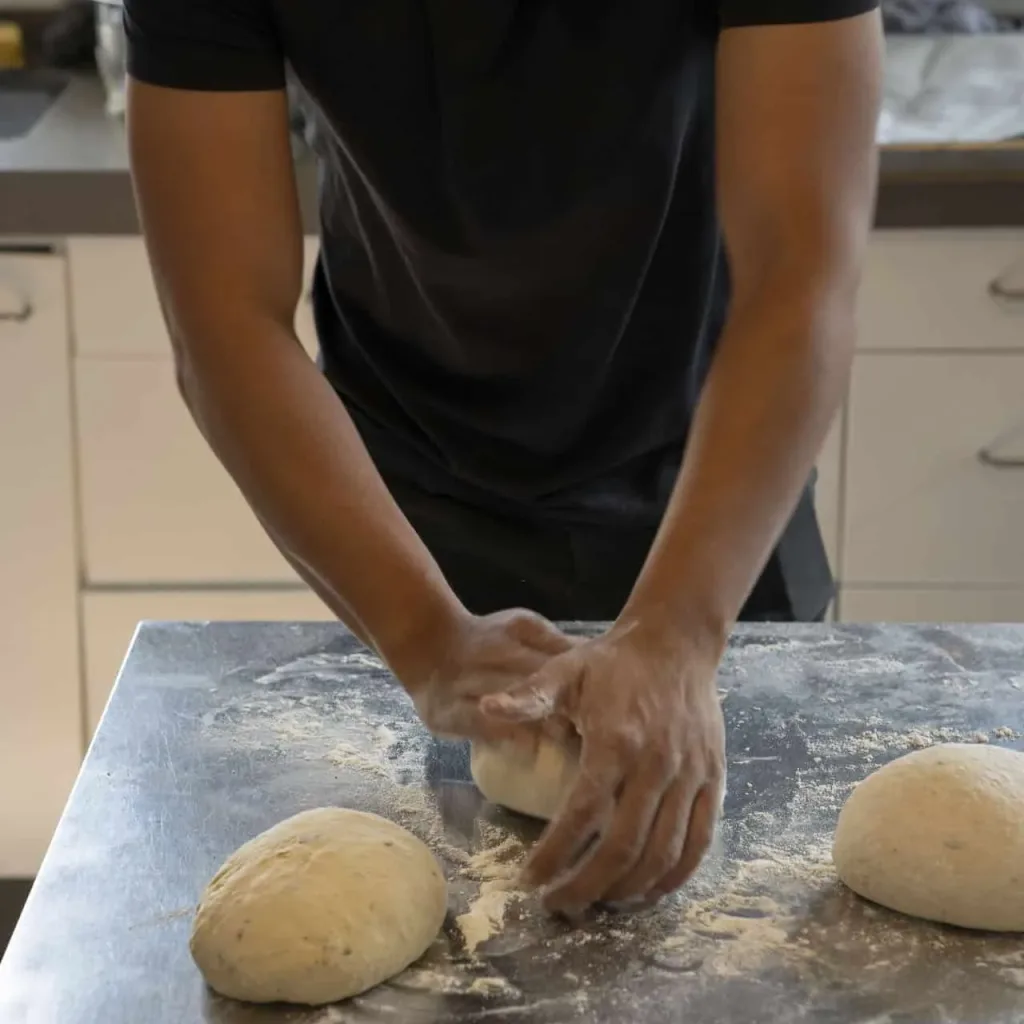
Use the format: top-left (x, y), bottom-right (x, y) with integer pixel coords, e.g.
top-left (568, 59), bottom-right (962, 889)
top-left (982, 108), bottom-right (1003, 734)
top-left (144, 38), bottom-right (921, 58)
top-left (124, 0), bottom-right (882, 916)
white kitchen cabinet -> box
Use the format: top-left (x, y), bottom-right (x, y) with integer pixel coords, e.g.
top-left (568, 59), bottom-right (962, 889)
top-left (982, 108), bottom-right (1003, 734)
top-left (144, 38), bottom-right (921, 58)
top-left (0, 251), bottom-right (82, 876)
top-left (858, 230), bottom-right (1024, 352)
top-left (844, 352), bottom-right (1024, 587)
top-left (75, 358), bottom-right (301, 585)
top-left (841, 587), bottom-right (1024, 624)
top-left (68, 236), bottom-right (322, 358)
top-left (82, 589), bottom-right (336, 738)
top-left (71, 235), bottom-right (324, 585)
top-left (68, 236), bottom-right (168, 357)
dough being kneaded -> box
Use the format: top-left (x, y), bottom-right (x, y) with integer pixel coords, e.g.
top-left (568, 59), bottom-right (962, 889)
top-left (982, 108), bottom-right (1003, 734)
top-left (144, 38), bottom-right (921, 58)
top-left (471, 736), bottom-right (580, 821)
top-left (190, 807), bottom-right (447, 1005)
top-left (833, 743), bottom-right (1024, 932)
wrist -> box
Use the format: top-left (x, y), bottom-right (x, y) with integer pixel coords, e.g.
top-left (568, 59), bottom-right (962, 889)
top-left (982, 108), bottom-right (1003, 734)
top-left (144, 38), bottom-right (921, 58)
top-left (614, 596), bottom-right (730, 668)
top-left (374, 588), bottom-right (471, 694)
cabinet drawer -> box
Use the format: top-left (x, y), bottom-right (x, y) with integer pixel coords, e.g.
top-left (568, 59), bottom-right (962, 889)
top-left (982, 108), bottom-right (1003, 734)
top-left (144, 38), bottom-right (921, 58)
top-left (858, 230), bottom-right (1024, 352)
top-left (69, 236), bottom-right (321, 357)
top-left (844, 353), bottom-right (1024, 586)
top-left (841, 587), bottom-right (1024, 624)
top-left (76, 359), bottom-right (300, 584)
top-left (82, 589), bottom-right (335, 737)
top-left (0, 252), bottom-right (82, 875)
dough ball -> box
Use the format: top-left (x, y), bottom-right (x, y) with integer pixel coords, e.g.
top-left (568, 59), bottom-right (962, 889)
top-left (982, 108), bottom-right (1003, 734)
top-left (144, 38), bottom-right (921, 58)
top-left (190, 807), bottom-right (447, 1005)
top-left (833, 743), bottom-right (1024, 931)
top-left (471, 736), bottom-right (579, 821)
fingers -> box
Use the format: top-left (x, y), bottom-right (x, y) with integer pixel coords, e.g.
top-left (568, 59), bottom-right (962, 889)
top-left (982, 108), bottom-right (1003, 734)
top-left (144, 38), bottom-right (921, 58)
top-left (480, 652), bottom-right (583, 724)
top-left (650, 782), bottom-right (721, 899)
top-left (521, 757), bottom-right (622, 893)
top-left (535, 770), bottom-right (668, 916)
top-left (425, 701), bottom-right (520, 745)
top-left (539, 712), bottom-right (578, 747)
top-left (601, 777), bottom-right (698, 904)
top-left (525, 757), bottom-right (722, 911)
top-left (504, 610), bottom-right (578, 657)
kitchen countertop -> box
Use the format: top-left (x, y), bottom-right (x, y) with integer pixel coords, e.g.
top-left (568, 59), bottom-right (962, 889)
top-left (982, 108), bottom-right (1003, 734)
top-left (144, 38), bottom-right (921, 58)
top-left (1, 74), bottom-right (1023, 236)
top-left (0, 75), bottom-right (320, 236)
top-left (3, 620), bottom-right (1024, 1023)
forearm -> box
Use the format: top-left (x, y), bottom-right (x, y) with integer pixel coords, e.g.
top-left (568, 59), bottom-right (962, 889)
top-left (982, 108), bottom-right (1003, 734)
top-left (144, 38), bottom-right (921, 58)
top-left (621, 283), bottom-right (855, 651)
top-left (259, 523), bottom-right (374, 650)
top-left (175, 318), bottom-right (466, 680)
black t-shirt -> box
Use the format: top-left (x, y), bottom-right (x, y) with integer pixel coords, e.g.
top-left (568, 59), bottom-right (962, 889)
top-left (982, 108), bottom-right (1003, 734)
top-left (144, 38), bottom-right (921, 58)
top-left (125, 0), bottom-right (875, 618)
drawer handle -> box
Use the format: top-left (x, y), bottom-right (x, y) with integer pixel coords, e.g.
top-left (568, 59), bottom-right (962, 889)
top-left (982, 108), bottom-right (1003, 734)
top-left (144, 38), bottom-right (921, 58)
top-left (0, 291), bottom-right (33, 323)
top-left (979, 449), bottom-right (1024, 469)
top-left (989, 255), bottom-right (1024, 305)
top-left (988, 278), bottom-right (1024, 304)
top-left (978, 421), bottom-right (1024, 469)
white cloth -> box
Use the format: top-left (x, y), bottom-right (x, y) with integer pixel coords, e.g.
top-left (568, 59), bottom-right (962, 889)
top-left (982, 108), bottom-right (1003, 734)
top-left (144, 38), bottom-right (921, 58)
top-left (880, 34), bottom-right (1024, 143)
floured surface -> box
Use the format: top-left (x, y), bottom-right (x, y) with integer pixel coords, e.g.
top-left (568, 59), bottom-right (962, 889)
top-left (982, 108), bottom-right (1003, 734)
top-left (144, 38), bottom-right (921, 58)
top-left (5, 621), bottom-right (1024, 1023)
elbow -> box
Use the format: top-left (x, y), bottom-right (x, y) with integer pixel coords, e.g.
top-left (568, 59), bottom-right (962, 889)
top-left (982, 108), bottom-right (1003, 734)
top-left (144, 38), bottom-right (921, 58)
top-left (724, 270), bottom-right (859, 405)
top-left (737, 246), bottom-right (863, 353)
top-left (170, 341), bottom-right (226, 455)
top-left (737, 270), bottom-right (858, 341)
top-left (167, 327), bottom-right (213, 435)
top-left (169, 334), bottom-right (199, 413)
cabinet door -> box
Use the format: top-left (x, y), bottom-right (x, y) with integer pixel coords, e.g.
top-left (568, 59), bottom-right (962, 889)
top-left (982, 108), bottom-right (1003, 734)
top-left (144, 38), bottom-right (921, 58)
top-left (858, 230), bottom-right (1024, 352)
top-left (845, 353), bottom-right (1024, 587)
top-left (0, 253), bottom-right (81, 876)
top-left (76, 358), bottom-right (301, 585)
top-left (82, 589), bottom-right (336, 738)
top-left (69, 236), bottom-right (321, 358)
top-left (68, 237), bottom-right (169, 357)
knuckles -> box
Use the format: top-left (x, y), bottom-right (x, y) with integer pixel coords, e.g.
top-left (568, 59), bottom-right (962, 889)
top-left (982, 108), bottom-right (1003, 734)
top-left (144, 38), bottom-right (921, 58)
top-left (601, 831), bottom-right (646, 874)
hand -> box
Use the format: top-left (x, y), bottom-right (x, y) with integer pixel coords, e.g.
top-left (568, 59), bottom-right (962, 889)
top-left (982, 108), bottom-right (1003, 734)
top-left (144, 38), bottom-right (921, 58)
top-left (402, 608), bottom-right (576, 745)
top-left (481, 619), bottom-right (726, 915)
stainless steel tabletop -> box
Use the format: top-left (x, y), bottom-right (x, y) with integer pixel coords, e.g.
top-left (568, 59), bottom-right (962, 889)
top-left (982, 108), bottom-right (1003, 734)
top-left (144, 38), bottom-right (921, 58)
top-left (3, 621), bottom-right (1024, 1023)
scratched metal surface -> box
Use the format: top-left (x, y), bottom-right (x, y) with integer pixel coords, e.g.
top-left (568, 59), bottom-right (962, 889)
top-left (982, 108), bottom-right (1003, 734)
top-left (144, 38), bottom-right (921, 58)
top-left (3, 622), bottom-right (1024, 1023)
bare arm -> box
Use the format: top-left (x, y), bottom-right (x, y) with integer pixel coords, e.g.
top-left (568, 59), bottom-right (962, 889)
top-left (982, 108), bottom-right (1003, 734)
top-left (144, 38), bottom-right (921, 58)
top-left (478, 10), bottom-right (884, 913)
top-left (622, 11), bottom-right (883, 646)
top-left (127, 80), bottom-right (465, 678)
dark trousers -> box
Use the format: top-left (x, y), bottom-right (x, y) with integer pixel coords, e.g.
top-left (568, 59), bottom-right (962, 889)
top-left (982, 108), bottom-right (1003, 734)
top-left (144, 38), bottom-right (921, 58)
top-left (386, 477), bottom-right (828, 624)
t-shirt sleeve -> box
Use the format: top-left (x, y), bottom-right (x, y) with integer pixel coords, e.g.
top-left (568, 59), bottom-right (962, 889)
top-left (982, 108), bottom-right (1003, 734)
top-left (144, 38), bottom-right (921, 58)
top-left (124, 0), bottom-right (285, 91)
top-left (721, 0), bottom-right (880, 27)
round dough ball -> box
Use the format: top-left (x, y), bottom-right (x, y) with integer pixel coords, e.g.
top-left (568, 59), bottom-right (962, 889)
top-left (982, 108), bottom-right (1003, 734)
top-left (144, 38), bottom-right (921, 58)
top-left (833, 743), bottom-right (1024, 931)
top-left (190, 807), bottom-right (447, 1005)
top-left (470, 736), bottom-right (579, 821)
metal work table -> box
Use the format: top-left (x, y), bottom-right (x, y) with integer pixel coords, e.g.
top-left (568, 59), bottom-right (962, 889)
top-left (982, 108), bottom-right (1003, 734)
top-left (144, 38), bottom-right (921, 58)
top-left (2, 621), bottom-right (1024, 1022)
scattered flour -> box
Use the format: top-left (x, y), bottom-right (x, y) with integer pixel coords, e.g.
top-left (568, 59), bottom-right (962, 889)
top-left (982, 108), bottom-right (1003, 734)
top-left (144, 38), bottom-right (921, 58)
top-left (468, 975), bottom-right (521, 998)
top-left (307, 1007), bottom-right (348, 1024)
top-left (325, 740), bottom-right (395, 780)
top-left (458, 888), bottom-right (520, 956)
top-left (647, 840), bottom-right (838, 979)
top-left (393, 966), bottom-right (476, 995)
top-left (811, 722), bottom-right (1017, 761)
top-left (201, 636), bottom-right (1024, 1015)
top-left (456, 837), bottom-right (530, 955)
